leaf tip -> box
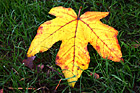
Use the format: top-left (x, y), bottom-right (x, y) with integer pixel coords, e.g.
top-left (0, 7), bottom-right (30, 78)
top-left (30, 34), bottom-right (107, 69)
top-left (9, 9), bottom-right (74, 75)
top-left (68, 82), bottom-right (76, 87)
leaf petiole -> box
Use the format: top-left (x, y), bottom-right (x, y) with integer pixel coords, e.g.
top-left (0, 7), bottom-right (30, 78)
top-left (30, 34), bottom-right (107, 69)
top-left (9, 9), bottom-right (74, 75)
top-left (78, 6), bottom-right (82, 19)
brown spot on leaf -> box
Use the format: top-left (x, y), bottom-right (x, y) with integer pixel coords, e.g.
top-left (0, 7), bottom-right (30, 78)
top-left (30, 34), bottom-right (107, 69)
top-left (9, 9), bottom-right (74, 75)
top-left (64, 54), bottom-right (71, 60)
top-left (87, 18), bottom-right (96, 21)
top-left (38, 26), bottom-right (43, 30)
top-left (76, 60), bottom-right (79, 63)
top-left (56, 56), bottom-right (60, 65)
top-left (56, 56), bottom-right (64, 66)
top-left (77, 67), bottom-right (80, 70)
top-left (40, 50), bottom-right (43, 53)
top-left (105, 34), bottom-right (108, 38)
top-left (78, 50), bottom-right (89, 61)
top-left (68, 8), bottom-right (71, 11)
top-left (114, 34), bottom-right (117, 39)
top-left (84, 46), bottom-right (87, 51)
top-left (102, 56), bottom-right (105, 59)
top-left (96, 45), bottom-right (100, 51)
top-left (64, 66), bottom-right (69, 69)
top-left (45, 21), bottom-right (51, 25)
top-left (111, 48), bottom-right (115, 51)
top-left (82, 64), bottom-right (85, 66)
top-left (56, 56), bottom-right (59, 60)
top-left (117, 44), bottom-right (121, 49)
top-left (116, 40), bottom-right (119, 44)
top-left (56, 61), bottom-right (63, 66)
top-left (36, 28), bottom-right (43, 36)
top-left (86, 61), bottom-right (90, 64)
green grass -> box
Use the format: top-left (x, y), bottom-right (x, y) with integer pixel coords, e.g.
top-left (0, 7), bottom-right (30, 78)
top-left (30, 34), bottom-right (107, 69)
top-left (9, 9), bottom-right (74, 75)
top-left (0, 0), bottom-right (140, 92)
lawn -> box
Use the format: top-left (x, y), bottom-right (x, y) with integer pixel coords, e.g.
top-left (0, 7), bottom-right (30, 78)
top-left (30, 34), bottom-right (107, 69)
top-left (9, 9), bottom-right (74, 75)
top-left (0, 0), bottom-right (140, 92)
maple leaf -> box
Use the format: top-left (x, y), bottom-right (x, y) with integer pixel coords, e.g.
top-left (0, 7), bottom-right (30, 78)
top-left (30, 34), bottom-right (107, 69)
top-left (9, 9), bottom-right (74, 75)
top-left (27, 6), bottom-right (123, 87)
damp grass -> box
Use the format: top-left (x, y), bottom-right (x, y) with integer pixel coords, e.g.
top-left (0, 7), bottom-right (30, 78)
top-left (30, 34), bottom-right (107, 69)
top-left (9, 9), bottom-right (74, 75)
top-left (0, 0), bottom-right (140, 92)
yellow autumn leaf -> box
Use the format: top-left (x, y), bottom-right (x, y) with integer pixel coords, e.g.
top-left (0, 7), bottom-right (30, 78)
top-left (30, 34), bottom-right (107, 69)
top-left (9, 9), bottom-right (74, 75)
top-left (27, 6), bottom-right (123, 87)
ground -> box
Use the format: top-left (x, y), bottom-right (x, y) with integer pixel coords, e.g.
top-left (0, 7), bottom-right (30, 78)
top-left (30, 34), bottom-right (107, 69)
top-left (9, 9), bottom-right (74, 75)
top-left (0, 0), bottom-right (140, 92)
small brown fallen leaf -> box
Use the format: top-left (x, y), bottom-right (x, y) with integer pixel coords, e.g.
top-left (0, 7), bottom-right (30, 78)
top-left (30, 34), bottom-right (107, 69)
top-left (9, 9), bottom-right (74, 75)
top-left (22, 56), bottom-right (36, 69)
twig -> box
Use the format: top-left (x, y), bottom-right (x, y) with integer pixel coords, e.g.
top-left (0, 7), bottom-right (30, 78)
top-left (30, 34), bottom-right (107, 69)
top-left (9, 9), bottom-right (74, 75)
top-left (8, 87), bottom-right (35, 90)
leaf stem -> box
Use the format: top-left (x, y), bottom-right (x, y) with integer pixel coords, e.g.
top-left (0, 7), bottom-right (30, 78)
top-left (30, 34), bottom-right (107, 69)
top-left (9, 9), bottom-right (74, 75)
top-left (78, 6), bottom-right (82, 19)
